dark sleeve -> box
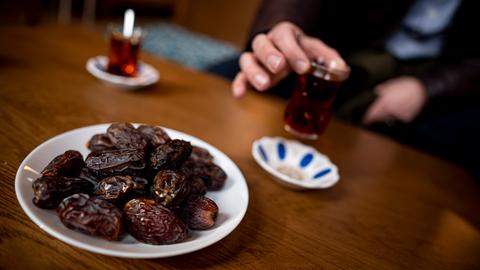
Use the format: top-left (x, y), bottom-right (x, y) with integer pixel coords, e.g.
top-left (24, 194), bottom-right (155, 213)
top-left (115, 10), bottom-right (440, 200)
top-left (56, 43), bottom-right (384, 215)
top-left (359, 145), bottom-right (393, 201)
top-left (417, 59), bottom-right (480, 100)
top-left (246, 0), bottom-right (323, 49)
top-left (417, 0), bottom-right (480, 101)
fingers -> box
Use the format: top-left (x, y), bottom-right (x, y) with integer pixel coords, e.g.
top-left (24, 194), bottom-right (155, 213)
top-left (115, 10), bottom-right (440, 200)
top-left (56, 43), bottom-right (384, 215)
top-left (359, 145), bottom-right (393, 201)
top-left (239, 52), bottom-right (271, 91)
top-left (252, 34), bottom-right (286, 74)
top-left (299, 36), bottom-right (347, 69)
top-left (362, 98), bottom-right (394, 125)
top-left (232, 21), bottom-right (349, 98)
top-left (268, 28), bottom-right (310, 74)
top-left (363, 101), bottom-right (385, 125)
top-left (366, 77), bottom-right (427, 123)
top-left (232, 72), bottom-right (248, 98)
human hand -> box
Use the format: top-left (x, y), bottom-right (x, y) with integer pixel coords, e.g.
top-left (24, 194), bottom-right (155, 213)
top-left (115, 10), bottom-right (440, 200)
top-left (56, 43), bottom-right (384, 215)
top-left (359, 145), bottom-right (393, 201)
top-left (232, 21), bottom-right (345, 98)
top-left (362, 77), bottom-right (428, 125)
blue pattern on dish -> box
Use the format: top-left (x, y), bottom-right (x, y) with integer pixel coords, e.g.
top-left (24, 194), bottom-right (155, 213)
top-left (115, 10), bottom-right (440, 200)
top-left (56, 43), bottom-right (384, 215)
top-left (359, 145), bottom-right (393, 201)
top-left (277, 142), bottom-right (286, 160)
top-left (258, 145), bottom-right (268, 162)
top-left (95, 62), bottom-right (104, 71)
top-left (300, 153), bottom-right (313, 168)
top-left (313, 168), bottom-right (331, 179)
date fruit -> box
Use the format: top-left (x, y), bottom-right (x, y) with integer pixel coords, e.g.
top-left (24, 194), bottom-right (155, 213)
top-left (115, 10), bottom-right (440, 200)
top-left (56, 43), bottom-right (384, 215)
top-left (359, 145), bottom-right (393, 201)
top-left (132, 175), bottom-right (149, 186)
top-left (152, 170), bottom-right (189, 207)
top-left (57, 193), bottom-right (123, 241)
top-left (202, 163), bottom-right (227, 190)
top-left (41, 150), bottom-right (85, 177)
top-left (180, 162), bottom-right (206, 195)
top-left (190, 146), bottom-right (213, 163)
top-left (137, 125), bottom-right (170, 148)
top-left (87, 134), bottom-right (115, 152)
top-left (107, 122), bottom-right (148, 150)
top-left (32, 176), bottom-right (94, 209)
top-left (150, 139), bottom-right (192, 170)
top-left (79, 167), bottom-right (99, 183)
top-left (124, 198), bottom-right (188, 245)
top-left (185, 161), bottom-right (227, 191)
top-left (85, 149), bottom-right (145, 178)
top-left (179, 196), bottom-right (218, 230)
top-left (188, 175), bottom-right (207, 196)
top-left (94, 175), bottom-right (146, 204)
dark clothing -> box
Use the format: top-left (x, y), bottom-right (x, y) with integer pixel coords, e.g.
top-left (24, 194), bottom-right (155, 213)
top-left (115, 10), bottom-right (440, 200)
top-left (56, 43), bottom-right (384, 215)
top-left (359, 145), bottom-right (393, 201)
top-left (248, 0), bottom-right (480, 102)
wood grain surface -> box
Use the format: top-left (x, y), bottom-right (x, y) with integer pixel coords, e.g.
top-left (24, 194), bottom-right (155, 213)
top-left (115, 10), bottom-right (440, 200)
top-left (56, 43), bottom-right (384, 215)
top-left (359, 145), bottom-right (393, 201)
top-left (1, 24), bottom-right (479, 270)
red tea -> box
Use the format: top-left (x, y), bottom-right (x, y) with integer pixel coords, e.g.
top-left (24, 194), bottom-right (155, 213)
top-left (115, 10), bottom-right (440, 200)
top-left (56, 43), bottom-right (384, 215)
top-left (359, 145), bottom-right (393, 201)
top-left (284, 61), bottom-right (349, 139)
top-left (107, 32), bottom-right (141, 77)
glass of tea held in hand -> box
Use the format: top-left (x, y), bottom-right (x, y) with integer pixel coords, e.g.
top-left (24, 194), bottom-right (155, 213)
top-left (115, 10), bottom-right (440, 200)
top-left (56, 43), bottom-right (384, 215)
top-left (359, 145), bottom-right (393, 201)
top-left (106, 27), bottom-right (143, 77)
top-left (284, 60), bottom-right (350, 139)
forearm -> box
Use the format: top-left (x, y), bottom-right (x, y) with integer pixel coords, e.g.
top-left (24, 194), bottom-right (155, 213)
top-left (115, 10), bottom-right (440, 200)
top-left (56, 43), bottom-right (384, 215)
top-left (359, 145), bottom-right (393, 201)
top-left (417, 59), bottom-right (480, 100)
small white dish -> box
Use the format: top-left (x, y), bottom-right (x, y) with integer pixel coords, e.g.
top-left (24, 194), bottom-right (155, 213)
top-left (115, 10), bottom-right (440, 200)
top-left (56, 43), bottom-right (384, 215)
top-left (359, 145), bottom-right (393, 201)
top-left (86, 56), bottom-right (159, 90)
top-left (252, 137), bottom-right (339, 189)
top-left (15, 124), bottom-right (248, 258)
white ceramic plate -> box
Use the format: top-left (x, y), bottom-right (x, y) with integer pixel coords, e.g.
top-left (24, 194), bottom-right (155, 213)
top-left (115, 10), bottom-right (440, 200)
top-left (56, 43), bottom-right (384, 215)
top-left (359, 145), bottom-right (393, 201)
top-left (86, 56), bottom-right (159, 90)
top-left (15, 124), bottom-right (249, 258)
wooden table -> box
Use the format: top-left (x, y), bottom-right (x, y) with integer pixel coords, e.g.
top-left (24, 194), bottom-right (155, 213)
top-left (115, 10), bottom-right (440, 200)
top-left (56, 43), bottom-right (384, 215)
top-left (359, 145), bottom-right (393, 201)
top-left (1, 24), bottom-right (479, 270)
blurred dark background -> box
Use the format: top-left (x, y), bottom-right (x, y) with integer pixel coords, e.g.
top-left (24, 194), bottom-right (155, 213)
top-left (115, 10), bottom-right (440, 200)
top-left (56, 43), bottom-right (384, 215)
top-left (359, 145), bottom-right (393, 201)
top-left (0, 0), bottom-right (260, 47)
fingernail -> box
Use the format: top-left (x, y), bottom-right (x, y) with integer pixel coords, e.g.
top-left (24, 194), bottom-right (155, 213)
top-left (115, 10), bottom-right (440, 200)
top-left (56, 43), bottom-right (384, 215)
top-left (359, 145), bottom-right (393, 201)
top-left (254, 74), bottom-right (268, 88)
top-left (316, 56), bottom-right (325, 64)
top-left (267, 55), bottom-right (281, 72)
top-left (329, 58), bottom-right (347, 69)
top-left (329, 59), bottom-right (337, 69)
top-left (295, 60), bottom-right (309, 73)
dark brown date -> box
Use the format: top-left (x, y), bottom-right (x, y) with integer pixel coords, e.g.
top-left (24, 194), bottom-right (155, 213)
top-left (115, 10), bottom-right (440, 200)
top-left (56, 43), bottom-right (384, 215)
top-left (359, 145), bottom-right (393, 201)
top-left (32, 176), bottom-right (94, 209)
top-left (107, 122), bottom-right (148, 150)
top-left (185, 161), bottom-right (227, 191)
top-left (87, 134), bottom-right (115, 152)
top-left (152, 170), bottom-right (189, 207)
top-left (180, 162), bottom-right (206, 195)
top-left (41, 150), bottom-right (85, 177)
top-left (137, 125), bottom-right (170, 148)
top-left (79, 167), bottom-right (99, 183)
top-left (57, 193), bottom-right (123, 241)
top-left (132, 175), bottom-right (149, 186)
top-left (94, 175), bottom-right (146, 204)
top-left (124, 198), bottom-right (188, 245)
top-left (203, 163), bottom-right (227, 190)
top-left (150, 139), bottom-right (192, 170)
top-left (85, 149), bottom-right (145, 178)
top-left (179, 196), bottom-right (218, 230)
top-left (188, 175), bottom-right (207, 196)
top-left (190, 146), bottom-right (213, 163)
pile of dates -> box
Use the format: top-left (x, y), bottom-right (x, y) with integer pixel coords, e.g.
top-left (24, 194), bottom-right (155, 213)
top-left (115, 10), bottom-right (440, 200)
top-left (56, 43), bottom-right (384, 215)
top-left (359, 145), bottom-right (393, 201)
top-left (32, 123), bottom-right (226, 244)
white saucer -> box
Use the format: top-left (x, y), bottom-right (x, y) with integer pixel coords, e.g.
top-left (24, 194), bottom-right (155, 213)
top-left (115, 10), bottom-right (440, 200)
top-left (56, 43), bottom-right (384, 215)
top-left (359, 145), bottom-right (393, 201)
top-left (252, 137), bottom-right (339, 189)
top-left (86, 56), bottom-right (159, 90)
